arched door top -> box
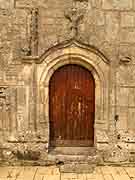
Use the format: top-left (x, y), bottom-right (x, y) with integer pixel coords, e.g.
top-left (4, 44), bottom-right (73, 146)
top-left (22, 39), bottom-right (110, 65)
top-left (37, 40), bottom-right (110, 149)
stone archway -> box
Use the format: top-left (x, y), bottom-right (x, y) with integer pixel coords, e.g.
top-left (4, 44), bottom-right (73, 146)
top-left (36, 40), bottom-right (110, 152)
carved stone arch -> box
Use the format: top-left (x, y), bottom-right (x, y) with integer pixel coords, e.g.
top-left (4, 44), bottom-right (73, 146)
top-left (40, 54), bottom-right (105, 87)
top-left (35, 40), bottom-right (110, 150)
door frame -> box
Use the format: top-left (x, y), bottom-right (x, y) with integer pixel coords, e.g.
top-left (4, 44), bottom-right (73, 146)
top-left (38, 41), bottom-right (109, 151)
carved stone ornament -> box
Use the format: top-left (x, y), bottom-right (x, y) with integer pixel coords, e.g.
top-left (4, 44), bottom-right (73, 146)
top-left (0, 87), bottom-right (7, 108)
top-left (21, 8), bottom-right (39, 56)
top-left (0, 87), bottom-right (12, 114)
top-left (119, 54), bottom-right (132, 64)
top-left (103, 144), bottom-right (129, 163)
top-left (64, 7), bottom-right (84, 39)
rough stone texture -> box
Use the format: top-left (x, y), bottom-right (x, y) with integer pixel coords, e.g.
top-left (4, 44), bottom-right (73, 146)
top-left (121, 12), bottom-right (135, 27)
top-left (0, 0), bottom-right (135, 166)
top-left (0, 166), bottom-right (134, 179)
top-left (105, 12), bottom-right (120, 42)
top-left (102, 0), bottom-right (133, 10)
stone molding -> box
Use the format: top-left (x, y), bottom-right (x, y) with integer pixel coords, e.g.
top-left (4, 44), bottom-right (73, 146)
top-left (21, 39), bottom-right (110, 64)
top-left (27, 40), bottom-right (110, 150)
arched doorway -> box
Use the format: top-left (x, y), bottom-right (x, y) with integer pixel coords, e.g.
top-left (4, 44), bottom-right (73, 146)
top-left (49, 64), bottom-right (95, 147)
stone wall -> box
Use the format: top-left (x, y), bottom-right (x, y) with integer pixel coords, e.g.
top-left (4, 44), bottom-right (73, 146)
top-left (0, 0), bottom-right (135, 165)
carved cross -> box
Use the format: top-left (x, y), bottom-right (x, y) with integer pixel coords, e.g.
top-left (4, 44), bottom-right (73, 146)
top-left (65, 8), bottom-right (84, 38)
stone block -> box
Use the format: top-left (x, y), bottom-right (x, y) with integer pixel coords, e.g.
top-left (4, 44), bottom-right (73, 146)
top-left (118, 44), bottom-right (132, 59)
top-left (117, 87), bottom-right (129, 106)
top-left (15, 0), bottom-right (37, 8)
top-left (96, 131), bottom-right (109, 145)
top-left (105, 12), bottom-right (119, 42)
top-left (128, 88), bottom-right (135, 107)
top-left (128, 108), bottom-right (135, 130)
top-left (45, 18), bottom-right (56, 25)
top-left (121, 12), bottom-right (135, 27)
top-left (0, 167), bottom-right (16, 178)
top-left (116, 66), bottom-right (135, 86)
top-left (12, 9), bottom-right (28, 25)
top-left (36, 0), bottom-right (48, 8)
top-left (116, 106), bottom-right (128, 130)
top-left (110, 88), bottom-right (115, 106)
top-left (61, 173), bottom-right (77, 179)
top-left (42, 175), bottom-right (60, 180)
top-left (40, 9), bottom-right (63, 20)
top-left (0, 12), bottom-right (12, 25)
top-left (97, 143), bottom-right (109, 151)
top-left (0, 0), bottom-right (13, 9)
top-left (86, 173), bottom-right (104, 179)
top-left (60, 163), bottom-right (95, 173)
top-left (87, 26), bottom-right (106, 48)
top-left (129, 153), bottom-right (135, 162)
top-left (37, 166), bottom-right (60, 175)
top-left (94, 10), bottom-right (105, 26)
top-left (91, 0), bottom-right (102, 8)
top-left (102, 0), bottom-right (133, 10)
top-left (120, 29), bottom-right (135, 43)
top-left (15, 0), bottom-right (71, 8)
top-left (100, 42), bottom-right (118, 61)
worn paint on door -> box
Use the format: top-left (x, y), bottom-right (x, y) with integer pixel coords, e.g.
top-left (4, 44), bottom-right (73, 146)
top-left (49, 64), bottom-right (95, 147)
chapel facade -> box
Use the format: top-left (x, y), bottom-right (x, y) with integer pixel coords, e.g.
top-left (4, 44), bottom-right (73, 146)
top-left (0, 0), bottom-right (135, 165)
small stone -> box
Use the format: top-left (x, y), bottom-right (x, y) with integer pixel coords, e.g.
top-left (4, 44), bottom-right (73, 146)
top-left (0, 0), bottom-right (12, 9)
top-left (120, 29), bottom-right (135, 43)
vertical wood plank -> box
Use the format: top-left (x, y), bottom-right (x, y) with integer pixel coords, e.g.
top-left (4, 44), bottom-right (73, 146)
top-left (49, 64), bottom-right (95, 147)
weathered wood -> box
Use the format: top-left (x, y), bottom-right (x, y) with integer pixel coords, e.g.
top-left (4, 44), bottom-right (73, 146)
top-left (49, 64), bottom-right (95, 147)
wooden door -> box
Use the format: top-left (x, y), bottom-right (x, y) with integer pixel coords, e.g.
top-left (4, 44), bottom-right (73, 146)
top-left (49, 64), bottom-right (95, 147)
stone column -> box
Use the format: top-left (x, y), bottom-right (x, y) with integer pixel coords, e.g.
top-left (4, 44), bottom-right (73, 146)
top-left (29, 63), bottom-right (37, 132)
top-left (30, 8), bottom-right (39, 56)
top-left (26, 8), bottom-right (39, 56)
top-left (108, 63), bottom-right (117, 143)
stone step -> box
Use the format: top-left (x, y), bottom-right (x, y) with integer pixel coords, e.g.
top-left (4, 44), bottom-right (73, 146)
top-left (47, 153), bottom-right (99, 165)
top-left (49, 147), bottom-right (96, 155)
top-left (59, 163), bottom-right (96, 173)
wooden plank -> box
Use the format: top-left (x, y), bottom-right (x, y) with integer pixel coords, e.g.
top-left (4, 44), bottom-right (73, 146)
top-left (49, 64), bottom-right (95, 147)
